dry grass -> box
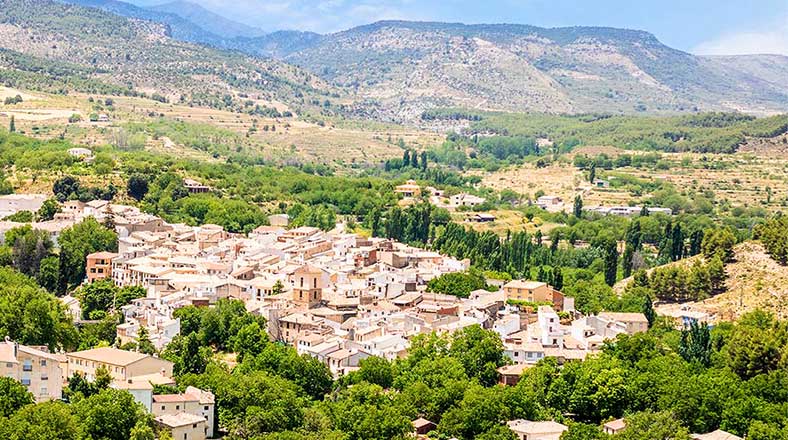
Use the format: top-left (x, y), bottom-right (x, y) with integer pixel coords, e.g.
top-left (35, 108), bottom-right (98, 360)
top-left (457, 209), bottom-right (561, 235)
top-left (651, 242), bottom-right (788, 321)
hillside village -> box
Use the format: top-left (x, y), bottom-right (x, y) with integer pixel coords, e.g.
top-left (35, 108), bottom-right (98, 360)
top-left (0, 188), bottom-right (729, 440)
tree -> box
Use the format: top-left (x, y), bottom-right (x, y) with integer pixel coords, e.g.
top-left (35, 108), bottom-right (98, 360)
top-left (36, 256), bottom-right (59, 293)
top-left (615, 411), bottom-right (690, 440)
top-left (272, 280), bottom-right (285, 295)
top-left (0, 267), bottom-right (78, 350)
top-left (573, 195), bottom-right (583, 218)
top-left (9, 115), bottom-right (15, 133)
top-left (420, 151), bottom-right (428, 171)
top-left (589, 162), bottom-right (596, 183)
top-left (427, 271), bottom-right (489, 298)
top-left (74, 389), bottom-right (148, 440)
top-left (74, 280), bottom-right (117, 319)
top-left (57, 218), bottom-right (117, 293)
top-left (356, 356), bottom-right (393, 389)
top-left (0, 377), bottom-right (33, 417)
top-left (126, 175), bottom-right (149, 202)
top-left (678, 322), bottom-right (712, 366)
top-left (136, 327), bottom-right (157, 355)
top-left (603, 239), bottom-right (618, 287)
top-left (561, 423), bottom-right (606, 440)
top-left (5, 225), bottom-right (53, 278)
top-left (0, 401), bottom-right (81, 440)
top-left (642, 294), bottom-right (656, 328)
top-left (36, 199), bottom-right (61, 222)
top-left (232, 321), bottom-right (269, 362)
top-left (403, 150), bottom-right (410, 166)
top-left (129, 421), bottom-right (155, 440)
top-left (701, 228), bottom-right (736, 263)
top-left (450, 325), bottom-right (506, 386)
top-left (726, 311), bottom-right (785, 379)
top-left (52, 176), bottom-right (81, 203)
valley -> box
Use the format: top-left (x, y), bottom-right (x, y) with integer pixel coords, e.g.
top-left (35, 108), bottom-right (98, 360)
top-left (1, 1), bottom-right (788, 440)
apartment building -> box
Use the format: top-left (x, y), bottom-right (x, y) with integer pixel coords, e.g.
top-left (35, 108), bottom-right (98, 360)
top-left (0, 339), bottom-right (62, 401)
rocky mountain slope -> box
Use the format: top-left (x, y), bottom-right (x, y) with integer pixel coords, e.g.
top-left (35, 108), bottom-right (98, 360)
top-left (0, 0), bottom-right (334, 109)
top-left (277, 21), bottom-right (788, 120)
top-left (148, 1), bottom-right (265, 39)
top-left (4, 0), bottom-right (788, 122)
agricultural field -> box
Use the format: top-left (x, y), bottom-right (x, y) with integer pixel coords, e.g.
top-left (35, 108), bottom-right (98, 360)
top-left (476, 136), bottom-right (788, 213)
top-left (0, 88), bottom-right (443, 166)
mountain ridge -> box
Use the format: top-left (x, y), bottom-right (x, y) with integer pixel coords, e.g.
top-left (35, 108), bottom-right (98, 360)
top-left (5, 0), bottom-right (788, 121)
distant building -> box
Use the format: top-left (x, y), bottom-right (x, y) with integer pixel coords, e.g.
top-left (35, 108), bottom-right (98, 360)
top-left (412, 418), bottom-right (437, 436)
top-left (503, 280), bottom-right (552, 303)
top-left (394, 180), bottom-right (421, 198)
top-left (507, 420), bottom-right (568, 440)
top-left (593, 179), bottom-right (610, 188)
top-left (603, 418), bottom-right (626, 435)
top-left (86, 251), bottom-right (118, 283)
top-left (450, 193), bottom-right (486, 207)
top-left (268, 214), bottom-right (290, 227)
top-left (291, 264), bottom-right (324, 308)
top-left (0, 338), bottom-right (63, 402)
top-left (0, 194), bottom-right (48, 219)
top-left (153, 386), bottom-right (216, 438)
top-left (154, 412), bottom-right (208, 440)
top-left (68, 147), bottom-right (94, 160)
top-left (183, 178), bottom-right (211, 194)
top-left (536, 196), bottom-right (563, 209)
top-left (691, 430), bottom-right (743, 440)
top-left (66, 347), bottom-right (173, 381)
top-left (469, 213), bottom-right (496, 222)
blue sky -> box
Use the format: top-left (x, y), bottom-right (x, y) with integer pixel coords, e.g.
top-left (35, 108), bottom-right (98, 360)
top-left (131, 0), bottom-right (788, 55)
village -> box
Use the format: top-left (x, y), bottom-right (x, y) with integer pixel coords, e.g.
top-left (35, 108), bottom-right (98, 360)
top-left (0, 188), bottom-right (731, 440)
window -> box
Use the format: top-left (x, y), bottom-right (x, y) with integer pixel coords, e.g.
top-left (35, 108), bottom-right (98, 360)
top-left (204, 406), bottom-right (209, 411)
top-left (40, 387), bottom-right (47, 395)
top-left (41, 374), bottom-right (48, 381)
top-left (21, 378), bottom-right (30, 386)
top-left (161, 405), bottom-right (165, 410)
top-left (40, 359), bottom-right (47, 367)
top-left (22, 360), bottom-right (32, 372)
top-left (175, 405), bottom-right (180, 410)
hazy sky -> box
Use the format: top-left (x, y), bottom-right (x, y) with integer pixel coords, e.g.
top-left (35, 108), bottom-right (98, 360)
top-left (129, 0), bottom-right (788, 55)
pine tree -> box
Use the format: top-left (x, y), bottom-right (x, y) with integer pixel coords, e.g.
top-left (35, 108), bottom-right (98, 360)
top-left (410, 151), bottom-right (419, 168)
top-left (643, 294), bottom-right (656, 328)
top-left (604, 239), bottom-right (618, 287)
top-left (678, 322), bottom-right (712, 366)
top-left (9, 115), bottom-right (15, 133)
top-left (402, 150), bottom-right (410, 166)
top-left (552, 266), bottom-right (563, 291)
top-left (671, 224), bottom-right (685, 261)
top-left (573, 195), bottom-right (583, 218)
top-left (589, 162), bottom-right (596, 183)
top-left (420, 151), bottom-right (428, 171)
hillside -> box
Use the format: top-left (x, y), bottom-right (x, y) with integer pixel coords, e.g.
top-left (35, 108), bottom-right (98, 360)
top-left (148, 1), bottom-right (266, 39)
top-left (279, 21), bottom-right (788, 121)
top-left (619, 242), bottom-right (788, 321)
top-left (0, 0), bottom-right (334, 111)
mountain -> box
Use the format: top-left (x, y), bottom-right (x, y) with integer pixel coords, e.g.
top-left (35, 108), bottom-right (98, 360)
top-left (274, 21), bottom-right (788, 120)
top-left (60, 0), bottom-right (227, 47)
top-left (0, 0), bottom-right (334, 109)
top-left (3, 1), bottom-right (788, 122)
top-left (148, 1), bottom-right (266, 39)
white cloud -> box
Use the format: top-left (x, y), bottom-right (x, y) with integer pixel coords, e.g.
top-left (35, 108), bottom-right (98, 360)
top-left (693, 15), bottom-right (788, 56)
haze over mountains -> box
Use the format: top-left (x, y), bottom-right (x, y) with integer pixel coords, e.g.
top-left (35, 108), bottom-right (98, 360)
top-left (6, 0), bottom-right (788, 120)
